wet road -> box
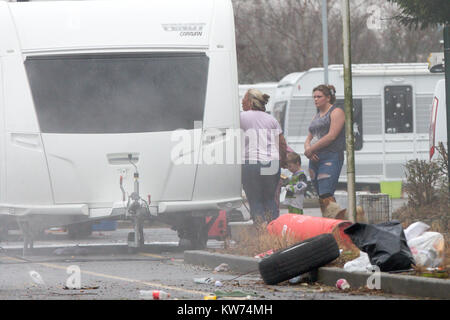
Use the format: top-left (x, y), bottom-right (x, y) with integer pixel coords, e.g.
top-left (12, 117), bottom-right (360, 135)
top-left (0, 227), bottom-right (413, 300)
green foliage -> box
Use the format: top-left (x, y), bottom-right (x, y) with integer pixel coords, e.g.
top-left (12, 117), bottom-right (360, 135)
top-left (388, 0), bottom-right (450, 29)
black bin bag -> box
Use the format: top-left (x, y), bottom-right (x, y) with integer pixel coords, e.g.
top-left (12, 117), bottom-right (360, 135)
top-left (344, 221), bottom-right (415, 272)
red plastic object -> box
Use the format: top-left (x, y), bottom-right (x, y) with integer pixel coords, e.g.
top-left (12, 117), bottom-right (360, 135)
top-left (266, 214), bottom-right (353, 246)
top-left (206, 210), bottom-right (228, 240)
top-left (254, 249), bottom-right (274, 259)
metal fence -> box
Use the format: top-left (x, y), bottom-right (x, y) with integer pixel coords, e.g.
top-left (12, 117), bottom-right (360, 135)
top-left (335, 191), bottom-right (392, 224)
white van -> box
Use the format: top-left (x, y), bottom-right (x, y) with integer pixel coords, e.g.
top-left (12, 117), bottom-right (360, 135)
top-left (271, 64), bottom-right (444, 184)
top-left (429, 79), bottom-right (447, 160)
top-left (0, 0), bottom-right (242, 249)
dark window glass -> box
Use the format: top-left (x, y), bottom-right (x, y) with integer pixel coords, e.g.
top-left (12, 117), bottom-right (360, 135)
top-left (25, 53), bottom-right (209, 133)
top-left (384, 86), bottom-right (413, 134)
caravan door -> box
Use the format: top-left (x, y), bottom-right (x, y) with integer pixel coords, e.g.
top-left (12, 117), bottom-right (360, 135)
top-left (25, 53), bottom-right (209, 206)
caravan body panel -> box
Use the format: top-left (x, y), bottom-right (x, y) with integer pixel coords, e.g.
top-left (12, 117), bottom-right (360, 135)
top-left (0, 0), bottom-right (241, 225)
top-left (272, 64), bottom-right (444, 183)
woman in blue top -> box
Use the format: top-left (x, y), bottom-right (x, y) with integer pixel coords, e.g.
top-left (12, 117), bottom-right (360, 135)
top-left (304, 84), bottom-right (347, 219)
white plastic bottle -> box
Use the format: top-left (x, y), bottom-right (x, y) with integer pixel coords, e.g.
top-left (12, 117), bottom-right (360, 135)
top-left (140, 290), bottom-right (170, 300)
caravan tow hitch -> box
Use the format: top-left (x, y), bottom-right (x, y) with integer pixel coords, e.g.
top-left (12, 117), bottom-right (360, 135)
top-left (121, 154), bottom-right (150, 252)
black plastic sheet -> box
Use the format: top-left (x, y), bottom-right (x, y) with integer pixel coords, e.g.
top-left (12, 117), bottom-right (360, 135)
top-left (344, 221), bottom-right (415, 272)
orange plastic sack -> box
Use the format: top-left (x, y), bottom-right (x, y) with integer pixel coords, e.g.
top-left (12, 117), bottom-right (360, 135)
top-left (267, 214), bottom-right (353, 246)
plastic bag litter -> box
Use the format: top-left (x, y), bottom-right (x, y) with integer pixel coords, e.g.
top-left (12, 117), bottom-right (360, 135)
top-left (344, 221), bottom-right (415, 272)
top-left (345, 221), bottom-right (446, 270)
top-left (404, 221), bottom-right (430, 242)
top-left (343, 252), bottom-right (371, 273)
top-left (214, 263), bottom-right (230, 272)
top-left (29, 270), bottom-right (46, 286)
top-left (408, 231), bottom-right (445, 268)
top-left (194, 277), bottom-right (214, 284)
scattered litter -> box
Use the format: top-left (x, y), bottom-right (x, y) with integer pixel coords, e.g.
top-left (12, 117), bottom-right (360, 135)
top-left (344, 252), bottom-right (371, 273)
top-left (53, 245), bottom-right (88, 256)
top-left (288, 270), bottom-right (318, 284)
top-left (214, 263), bottom-right (230, 272)
top-left (29, 271), bottom-right (45, 286)
top-left (336, 279), bottom-right (350, 290)
top-left (427, 267), bottom-right (443, 272)
top-left (63, 286), bottom-right (99, 290)
top-left (214, 280), bottom-right (223, 287)
top-left (254, 249), bottom-right (274, 259)
top-left (420, 269), bottom-right (448, 279)
top-left (214, 290), bottom-right (258, 298)
top-left (344, 221), bottom-right (415, 272)
top-left (408, 231), bottom-right (445, 268)
top-left (204, 294), bottom-right (217, 300)
top-left (194, 277), bottom-right (214, 284)
top-left (140, 290), bottom-right (170, 300)
top-left (288, 275), bottom-right (302, 284)
top-left (404, 222), bottom-right (430, 242)
top-left (344, 221), bottom-right (445, 271)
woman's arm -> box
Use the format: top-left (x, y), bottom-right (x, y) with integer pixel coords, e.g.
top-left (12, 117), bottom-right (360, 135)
top-left (304, 132), bottom-right (319, 161)
top-left (279, 133), bottom-right (287, 168)
top-left (307, 108), bottom-right (345, 154)
top-left (304, 132), bottom-right (313, 150)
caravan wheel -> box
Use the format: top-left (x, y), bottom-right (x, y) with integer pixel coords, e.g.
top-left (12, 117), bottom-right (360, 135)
top-left (177, 217), bottom-right (208, 250)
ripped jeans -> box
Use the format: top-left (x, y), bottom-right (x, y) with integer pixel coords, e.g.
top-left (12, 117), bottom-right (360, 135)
top-left (308, 151), bottom-right (344, 197)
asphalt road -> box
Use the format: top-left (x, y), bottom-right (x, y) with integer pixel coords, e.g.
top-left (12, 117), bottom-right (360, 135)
top-left (0, 226), bottom-right (413, 300)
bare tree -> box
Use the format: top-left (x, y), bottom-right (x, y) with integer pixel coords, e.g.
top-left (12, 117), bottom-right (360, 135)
top-left (233, 0), bottom-right (443, 83)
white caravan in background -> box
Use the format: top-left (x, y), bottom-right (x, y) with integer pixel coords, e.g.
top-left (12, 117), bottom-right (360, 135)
top-left (271, 72), bottom-right (304, 133)
top-left (0, 0), bottom-right (242, 250)
top-left (270, 64), bottom-right (444, 184)
top-left (238, 82), bottom-right (278, 113)
top-left (429, 79), bottom-right (447, 160)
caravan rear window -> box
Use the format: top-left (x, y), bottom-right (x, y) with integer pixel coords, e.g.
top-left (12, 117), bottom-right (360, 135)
top-left (25, 53), bottom-right (209, 133)
top-left (384, 85), bottom-right (413, 134)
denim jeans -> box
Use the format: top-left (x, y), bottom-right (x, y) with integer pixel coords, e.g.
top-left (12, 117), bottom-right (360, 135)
top-left (308, 151), bottom-right (344, 197)
top-left (242, 161), bottom-right (281, 222)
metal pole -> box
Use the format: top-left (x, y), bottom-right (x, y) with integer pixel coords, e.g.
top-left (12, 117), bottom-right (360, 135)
top-left (341, 0), bottom-right (356, 222)
top-left (322, 0), bottom-right (329, 84)
top-left (444, 24), bottom-right (450, 191)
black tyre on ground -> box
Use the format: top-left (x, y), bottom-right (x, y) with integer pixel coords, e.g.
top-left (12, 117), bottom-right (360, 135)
top-left (258, 233), bottom-right (340, 285)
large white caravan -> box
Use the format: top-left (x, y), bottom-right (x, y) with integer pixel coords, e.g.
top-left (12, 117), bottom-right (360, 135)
top-left (0, 0), bottom-right (242, 249)
top-left (271, 64), bottom-right (444, 184)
